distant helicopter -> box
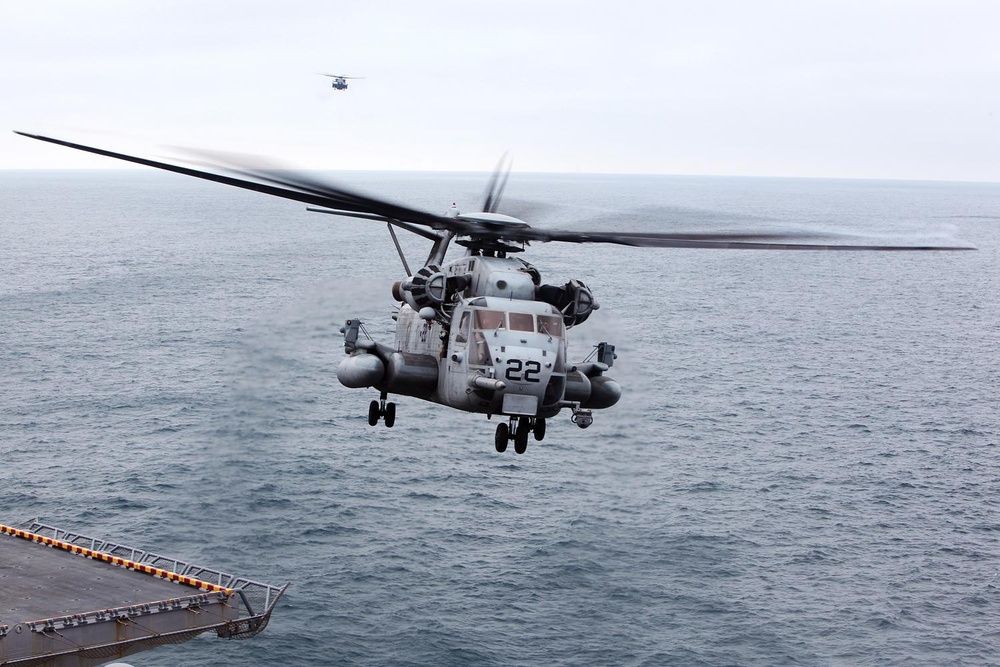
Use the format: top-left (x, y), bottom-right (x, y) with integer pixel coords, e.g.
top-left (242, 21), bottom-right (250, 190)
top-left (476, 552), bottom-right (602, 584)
top-left (317, 73), bottom-right (364, 90)
top-left (15, 131), bottom-right (975, 454)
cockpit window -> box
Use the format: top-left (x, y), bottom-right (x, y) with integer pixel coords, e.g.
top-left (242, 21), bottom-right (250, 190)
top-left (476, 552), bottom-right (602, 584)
top-left (475, 309), bottom-right (505, 330)
top-left (471, 332), bottom-right (491, 366)
top-left (508, 312), bottom-right (534, 332)
top-left (455, 311), bottom-right (471, 344)
top-left (538, 314), bottom-right (565, 338)
top-left (472, 308), bottom-right (563, 337)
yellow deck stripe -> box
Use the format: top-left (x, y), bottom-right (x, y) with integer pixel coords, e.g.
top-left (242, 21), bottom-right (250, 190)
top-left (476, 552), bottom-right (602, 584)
top-left (0, 523), bottom-right (233, 595)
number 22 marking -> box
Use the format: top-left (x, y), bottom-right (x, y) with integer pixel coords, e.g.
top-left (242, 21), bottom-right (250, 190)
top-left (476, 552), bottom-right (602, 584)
top-left (505, 359), bottom-right (541, 382)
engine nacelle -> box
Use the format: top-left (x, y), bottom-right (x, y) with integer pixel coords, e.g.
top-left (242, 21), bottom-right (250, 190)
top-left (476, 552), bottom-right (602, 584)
top-left (338, 353), bottom-right (385, 388)
top-left (392, 264), bottom-right (447, 313)
top-left (536, 279), bottom-right (599, 327)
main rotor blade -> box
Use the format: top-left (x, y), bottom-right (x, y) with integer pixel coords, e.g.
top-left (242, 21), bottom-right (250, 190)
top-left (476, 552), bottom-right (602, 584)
top-left (472, 226), bottom-right (975, 251)
top-left (14, 131), bottom-right (976, 252)
top-left (14, 132), bottom-right (460, 231)
top-left (481, 153), bottom-right (512, 214)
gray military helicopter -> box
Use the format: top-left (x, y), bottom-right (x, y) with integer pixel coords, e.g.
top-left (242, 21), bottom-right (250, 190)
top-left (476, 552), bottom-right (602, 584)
top-left (318, 73), bottom-right (364, 90)
top-left (15, 131), bottom-right (975, 453)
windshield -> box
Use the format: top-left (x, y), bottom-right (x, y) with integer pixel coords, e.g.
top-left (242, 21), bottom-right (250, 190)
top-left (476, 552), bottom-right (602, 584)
top-left (508, 312), bottom-right (534, 332)
top-left (473, 308), bottom-right (565, 337)
top-left (474, 309), bottom-right (505, 330)
top-left (538, 314), bottom-right (565, 338)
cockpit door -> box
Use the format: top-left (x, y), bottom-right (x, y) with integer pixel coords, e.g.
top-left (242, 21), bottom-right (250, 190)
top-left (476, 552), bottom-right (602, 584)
top-left (443, 308), bottom-right (473, 407)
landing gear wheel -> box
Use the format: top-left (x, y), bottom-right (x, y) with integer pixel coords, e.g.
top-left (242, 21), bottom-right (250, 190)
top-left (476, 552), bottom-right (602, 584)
top-left (495, 423), bottom-right (509, 452)
top-left (384, 402), bottom-right (396, 428)
top-left (514, 418), bottom-right (529, 454)
top-left (368, 400), bottom-right (380, 426)
top-left (533, 418), bottom-right (546, 441)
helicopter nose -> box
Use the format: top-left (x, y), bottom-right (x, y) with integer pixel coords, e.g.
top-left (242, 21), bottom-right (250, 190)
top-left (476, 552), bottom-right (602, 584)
top-left (495, 347), bottom-right (549, 392)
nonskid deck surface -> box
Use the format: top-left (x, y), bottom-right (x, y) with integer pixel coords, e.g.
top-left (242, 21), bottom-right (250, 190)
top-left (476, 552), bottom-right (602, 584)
top-left (0, 520), bottom-right (287, 667)
top-left (0, 533), bottom-right (196, 625)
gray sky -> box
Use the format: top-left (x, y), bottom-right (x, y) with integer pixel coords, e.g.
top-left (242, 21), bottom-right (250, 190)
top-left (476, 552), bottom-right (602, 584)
top-left (2, 0), bottom-right (999, 181)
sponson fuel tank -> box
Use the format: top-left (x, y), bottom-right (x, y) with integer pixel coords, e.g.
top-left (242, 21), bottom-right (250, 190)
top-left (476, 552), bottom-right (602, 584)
top-left (338, 353), bottom-right (385, 388)
top-left (337, 351), bottom-right (438, 395)
top-left (383, 352), bottom-right (438, 394)
top-left (563, 368), bottom-right (622, 409)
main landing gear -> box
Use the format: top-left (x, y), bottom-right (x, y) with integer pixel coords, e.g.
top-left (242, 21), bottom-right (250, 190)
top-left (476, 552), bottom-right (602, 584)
top-left (494, 416), bottom-right (545, 454)
top-left (368, 392), bottom-right (396, 427)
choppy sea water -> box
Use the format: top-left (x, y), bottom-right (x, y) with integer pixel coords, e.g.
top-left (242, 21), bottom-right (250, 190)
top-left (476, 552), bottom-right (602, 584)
top-left (1, 170), bottom-right (998, 666)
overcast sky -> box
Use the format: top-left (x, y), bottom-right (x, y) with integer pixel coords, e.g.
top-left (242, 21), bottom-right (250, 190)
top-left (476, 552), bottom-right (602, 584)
top-left (2, 1), bottom-right (999, 181)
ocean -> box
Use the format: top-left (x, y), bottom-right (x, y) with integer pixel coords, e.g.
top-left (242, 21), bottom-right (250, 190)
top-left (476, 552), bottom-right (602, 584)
top-left (1, 169), bottom-right (998, 665)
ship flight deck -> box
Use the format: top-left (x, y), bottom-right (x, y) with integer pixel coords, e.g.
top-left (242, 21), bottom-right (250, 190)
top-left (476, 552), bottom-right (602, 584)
top-left (1, 519), bottom-right (286, 667)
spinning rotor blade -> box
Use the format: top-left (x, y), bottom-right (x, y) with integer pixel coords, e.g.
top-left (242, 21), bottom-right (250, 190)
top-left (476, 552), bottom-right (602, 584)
top-left (481, 153), bottom-right (512, 214)
top-left (173, 146), bottom-right (458, 227)
top-left (15, 132), bottom-right (975, 252)
top-left (14, 132), bottom-right (461, 232)
top-left (495, 227), bottom-right (975, 251)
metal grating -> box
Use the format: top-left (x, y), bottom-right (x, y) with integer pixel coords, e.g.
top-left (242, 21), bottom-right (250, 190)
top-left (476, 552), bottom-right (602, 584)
top-left (11, 518), bottom-right (289, 639)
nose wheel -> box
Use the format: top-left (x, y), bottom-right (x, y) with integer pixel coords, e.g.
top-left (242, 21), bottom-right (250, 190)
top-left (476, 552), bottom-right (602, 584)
top-left (494, 417), bottom-right (545, 453)
top-left (368, 393), bottom-right (396, 427)
top-left (494, 422), bottom-right (509, 452)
